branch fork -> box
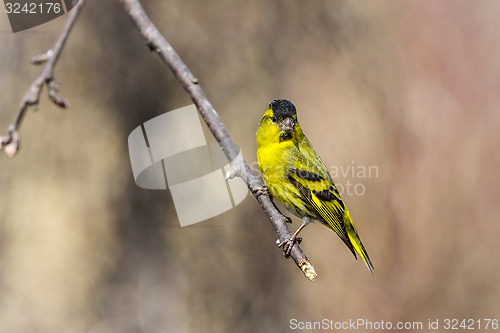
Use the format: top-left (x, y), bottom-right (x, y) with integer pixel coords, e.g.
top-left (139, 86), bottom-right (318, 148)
top-left (0, 0), bottom-right (86, 158)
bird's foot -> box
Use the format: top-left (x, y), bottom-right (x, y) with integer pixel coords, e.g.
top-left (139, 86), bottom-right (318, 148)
top-left (277, 236), bottom-right (302, 258)
top-left (252, 186), bottom-right (270, 197)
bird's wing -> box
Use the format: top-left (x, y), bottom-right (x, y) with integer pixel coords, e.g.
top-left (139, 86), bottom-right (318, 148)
top-left (286, 140), bottom-right (357, 257)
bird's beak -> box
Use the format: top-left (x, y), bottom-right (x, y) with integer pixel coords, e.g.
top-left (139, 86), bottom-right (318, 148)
top-left (279, 117), bottom-right (294, 134)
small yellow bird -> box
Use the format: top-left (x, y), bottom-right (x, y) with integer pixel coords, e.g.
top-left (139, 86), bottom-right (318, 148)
top-left (256, 99), bottom-right (374, 273)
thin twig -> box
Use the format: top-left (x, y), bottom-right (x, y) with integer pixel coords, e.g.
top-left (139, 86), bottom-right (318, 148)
top-left (0, 0), bottom-right (87, 158)
top-left (119, 0), bottom-right (317, 280)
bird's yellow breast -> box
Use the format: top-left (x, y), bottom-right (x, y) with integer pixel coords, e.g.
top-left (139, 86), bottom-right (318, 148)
top-left (256, 128), bottom-right (293, 194)
top-left (256, 115), bottom-right (308, 217)
top-left (256, 110), bottom-right (296, 184)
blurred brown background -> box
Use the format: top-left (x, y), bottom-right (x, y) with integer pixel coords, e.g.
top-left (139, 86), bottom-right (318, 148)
top-left (1, 1), bottom-right (499, 332)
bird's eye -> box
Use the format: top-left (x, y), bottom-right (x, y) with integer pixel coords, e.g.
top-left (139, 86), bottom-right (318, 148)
top-left (271, 116), bottom-right (277, 122)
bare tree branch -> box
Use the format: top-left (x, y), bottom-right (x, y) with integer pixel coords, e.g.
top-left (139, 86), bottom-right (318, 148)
top-left (119, 0), bottom-right (317, 280)
top-left (0, 0), bottom-right (87, 158)
top-left (1, 0), bottom-right (317, 279)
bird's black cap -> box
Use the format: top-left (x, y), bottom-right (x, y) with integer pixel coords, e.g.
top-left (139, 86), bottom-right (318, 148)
top-left (269, 99), bottom-right (296, 118)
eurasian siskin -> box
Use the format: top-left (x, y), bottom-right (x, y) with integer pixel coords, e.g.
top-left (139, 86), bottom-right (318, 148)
top-left (256, 99), bottom-right (374, 273)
